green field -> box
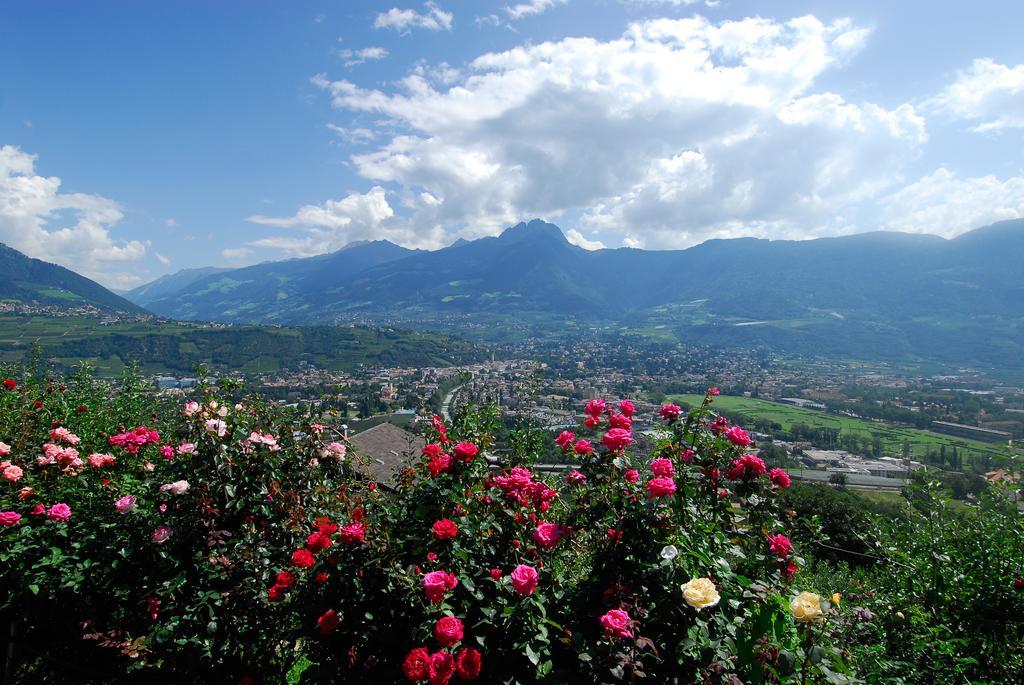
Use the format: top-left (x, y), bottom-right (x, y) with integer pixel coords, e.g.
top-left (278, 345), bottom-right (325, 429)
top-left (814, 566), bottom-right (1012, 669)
top-left (670, 394), bottom-right (1010, 463)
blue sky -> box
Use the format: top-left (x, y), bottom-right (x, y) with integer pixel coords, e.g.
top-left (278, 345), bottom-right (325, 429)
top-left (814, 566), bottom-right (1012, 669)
top-left (1, 0), bottom-right (1023, 289)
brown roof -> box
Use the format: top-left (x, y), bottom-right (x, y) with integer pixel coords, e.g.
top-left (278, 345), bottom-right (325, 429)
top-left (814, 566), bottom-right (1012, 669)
top-left (347, 422), bottom-right (423, 488)
top-left (985, 469), bottom-right (1021, 483)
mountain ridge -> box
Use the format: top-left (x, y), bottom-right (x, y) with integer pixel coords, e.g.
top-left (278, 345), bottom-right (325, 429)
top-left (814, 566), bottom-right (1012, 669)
top-left (0, 243), bottom-right (147, 314)
top-left (126, 218), bottom-right (1024, 367)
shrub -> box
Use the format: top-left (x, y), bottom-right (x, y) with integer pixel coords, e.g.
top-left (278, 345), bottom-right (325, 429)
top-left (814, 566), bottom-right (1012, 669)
top-left (3, 367), bottom-right (1020, 683)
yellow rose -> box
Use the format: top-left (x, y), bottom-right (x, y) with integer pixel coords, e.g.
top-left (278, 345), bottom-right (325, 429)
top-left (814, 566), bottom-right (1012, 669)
top-left (831, 592), bottom-right (842, 607)
top-left (681, 577), bottom-right (721, 611)
top-left (790, 592), bottom-right (823, 622)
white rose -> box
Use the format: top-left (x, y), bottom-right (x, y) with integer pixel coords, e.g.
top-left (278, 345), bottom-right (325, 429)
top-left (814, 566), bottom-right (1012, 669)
top-left (682, 577), bottom-right (720, 611)
top-left (790, 592), bottom-right (823, 622)
top-left (160, 480), bottom-right (190, 496)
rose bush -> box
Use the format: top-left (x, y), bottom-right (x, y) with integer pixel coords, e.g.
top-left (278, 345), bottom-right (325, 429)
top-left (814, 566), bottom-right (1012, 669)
top-left (3, 365), bottom-right (1020, 683)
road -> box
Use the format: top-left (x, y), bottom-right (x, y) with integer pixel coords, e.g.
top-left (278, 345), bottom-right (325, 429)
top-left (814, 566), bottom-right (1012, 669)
top-left (440, 384), bottom-right (464, 422)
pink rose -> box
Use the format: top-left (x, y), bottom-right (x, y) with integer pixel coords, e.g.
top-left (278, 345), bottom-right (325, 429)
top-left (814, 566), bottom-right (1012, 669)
top-left (646, 476), bottom-right (676, 499)
top-left (0, 511), bottom-right (21, 526)
top-left (422, 570), bottom-right (458, 604)
top-left (618, 400), bottom-right (635, 417)
top-left (600, 608), bottom-right (634, 639)
top-left (565, 469), bottom-right (587, 485)
top-left (159, 480), bottom-right (190, 496)
top-left (659, 403), bottom-right (682, 422)
top-left (510, 564), bottom-right (538, 596)
top-left (47, 503), bottom-right (71, 522)
top-left (602, 428), bottom-right (633, 453)
top-left (608, 413), bottom-right (632, 430)
top-left (555, 431), bottom-right (575, 450)
top-left (177, 442), bottom-right (196, 455)
top-left (573, 439), bottom-right (594, 455)
top-left (160, 445), bottom-right (175, 460)
top-left (0, 442), bottom-right (10, 457)
top-left (2, 465), bottom-right (22, 482)
top-left (152, 526), bottom-right (173, 544)
top-left (724, 426), bottom-right (753, 447)
top-left (650, 458), bottom-right (674, 477)
top-left (183, 401), bottom-right (200, 416)
top-left (767, 533), bottom-right (793, 557)
top-left (114, 495), bottom-right (137, 513)
top-left (624, 469), bottom-right (639, 483)
top-left (533, 522), bottom-right (563, 550)
top-left (585, 398), bottom-right (608, 417)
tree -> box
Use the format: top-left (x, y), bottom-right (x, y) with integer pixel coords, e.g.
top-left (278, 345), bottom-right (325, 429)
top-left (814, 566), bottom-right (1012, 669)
top-left (829, 472), bottom-right (848, 487)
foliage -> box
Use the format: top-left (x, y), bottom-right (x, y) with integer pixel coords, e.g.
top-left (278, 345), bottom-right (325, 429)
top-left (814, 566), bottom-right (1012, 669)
top-left (1, 368), bottom-right (1022, 683)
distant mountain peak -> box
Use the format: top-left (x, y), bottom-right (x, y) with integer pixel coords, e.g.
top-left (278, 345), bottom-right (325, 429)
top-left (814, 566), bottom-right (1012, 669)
top-left (497, 219), bottom-right (569, 245)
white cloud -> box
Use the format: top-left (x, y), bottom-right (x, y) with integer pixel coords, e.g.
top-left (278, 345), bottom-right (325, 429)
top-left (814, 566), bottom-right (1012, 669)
top-left (0, 145), bottom-right (147, 289)
top-left (504, 0), bottom-right (568, 21)
top-left (565, 228), bottom-right (606, 250)
top-left (326, 124), bottom-right (377, 144)
top-left (374, 2), bottom-right (453, 33)
top-left (931, 58), bottom-right (1024, 132)
top-left (246, 186), bottom-right (448, 256)
top-left (880, 167), bottom-right (1024, 237)
top-left (309, 15), bottom-right (926, 249)
top-left (338, 46), bottom-right (389, 67)
top-left (221, 247), bottom-right (253, 262)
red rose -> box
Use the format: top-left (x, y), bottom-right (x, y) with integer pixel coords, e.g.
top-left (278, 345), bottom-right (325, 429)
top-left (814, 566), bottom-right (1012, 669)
top-left (403, 647), bottom-right (430, 681)
top-left (488, 568), bottom-right (503, 580)
top-left (291, 549), bottom-right (316, 568)
top-left (317, 609), bottom-right (340, 635)
top-left (1014, 578), bottom-right (1024, 591)
top-left (2, 379), bottom-right (16, 390)
top-left (432, 519), bottom-right (459, 540)
top-left (428, 651), bottom-right (455, 685)
top-left (306, 531), bottom-right (332, 553)
top-left (422, 570), bottom-right (458, 604)
top-left (316, 572), bottom-right (329, 584)
top-left (454, 647), bottom-right (482, 680)
top-left (555, 431), bottom-right (575, 450)
top-left (275, 571), bottom-right (296, 587)
top-left (769, 468), bottom-right (792, 489)
top-left (624, 469), bottom-right (639, 483)
top-left (433, 616), bottom-right (464, 647)
top-left (453, 442), bottom-right (478, 462)
top-left (427, 453), bottom-right (453, 477)
top-left (268, 585), bottom-right (286, 602)
top-left (339, 521), bottom-right (366, 544)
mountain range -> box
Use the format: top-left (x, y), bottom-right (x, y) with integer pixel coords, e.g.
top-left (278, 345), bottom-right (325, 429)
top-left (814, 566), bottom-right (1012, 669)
top-left (3, 219), bottom-right (1022, 368)
top-left (121, 218), bottom-right (1024, 367)
top-left (0, 242), bottom-right (145, 314)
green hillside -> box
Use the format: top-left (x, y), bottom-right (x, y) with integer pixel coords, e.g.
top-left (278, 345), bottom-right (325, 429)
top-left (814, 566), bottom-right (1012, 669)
top-left (670, 393), bottom-right (1010, 464)
top-left (0, 315), bottom-right (484, 376)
